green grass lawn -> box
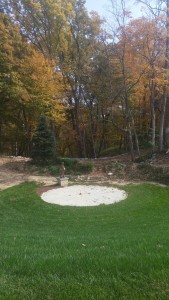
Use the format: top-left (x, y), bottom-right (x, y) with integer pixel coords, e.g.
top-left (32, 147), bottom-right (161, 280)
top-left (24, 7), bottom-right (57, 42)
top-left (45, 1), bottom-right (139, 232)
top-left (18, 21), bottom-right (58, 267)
top-left (0, 183), bottom-right (169, 300)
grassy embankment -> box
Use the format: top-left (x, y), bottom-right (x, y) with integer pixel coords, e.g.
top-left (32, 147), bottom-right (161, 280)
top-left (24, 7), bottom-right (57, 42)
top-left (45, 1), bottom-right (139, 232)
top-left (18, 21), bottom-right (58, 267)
top-left (0, 183), bottom-right (169, 299)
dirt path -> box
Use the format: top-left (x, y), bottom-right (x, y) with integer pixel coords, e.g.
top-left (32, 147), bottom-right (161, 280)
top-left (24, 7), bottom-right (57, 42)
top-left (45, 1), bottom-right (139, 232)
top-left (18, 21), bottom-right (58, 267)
top-left (0, 156), bottom-right (57, 191)
top-left (0, 156), bottom-right (130, 191)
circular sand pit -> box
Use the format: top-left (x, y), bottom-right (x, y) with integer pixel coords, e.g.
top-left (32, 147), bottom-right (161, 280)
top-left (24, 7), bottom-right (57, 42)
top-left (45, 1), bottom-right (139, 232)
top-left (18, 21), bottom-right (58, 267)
top-left (41, 185), bottom-right (127, 207)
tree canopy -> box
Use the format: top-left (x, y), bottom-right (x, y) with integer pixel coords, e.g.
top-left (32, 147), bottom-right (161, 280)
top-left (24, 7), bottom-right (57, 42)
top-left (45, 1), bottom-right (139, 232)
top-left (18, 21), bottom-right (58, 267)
top-left (0, 0), bottom-right (169, 159)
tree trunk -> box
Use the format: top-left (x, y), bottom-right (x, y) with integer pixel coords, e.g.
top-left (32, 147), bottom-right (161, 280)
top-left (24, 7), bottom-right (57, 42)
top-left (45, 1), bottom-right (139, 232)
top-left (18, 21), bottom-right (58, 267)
top-left (0, 121), bottom-right (2, 153)
top-left (128, 126), bottom-right (135, 161)
top-left (151, 100), bottom-right (156, 152)
top-left (150, 79), bottom-right (156, 152)
top-left (165, 0), bottom-right (169, 148)
top-left (131, 115), bottom-right (140, 157)
top-left (82, 126), bottom-right (87, 158)
top-left (124, 94), bottom-right (135, 161)
top-left (159, 95), bottom-right (167, 151)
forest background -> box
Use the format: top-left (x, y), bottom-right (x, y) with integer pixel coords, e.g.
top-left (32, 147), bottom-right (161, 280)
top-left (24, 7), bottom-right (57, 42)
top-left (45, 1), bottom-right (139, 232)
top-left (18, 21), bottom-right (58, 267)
top-left (0, 0), bottom-right (169, 161)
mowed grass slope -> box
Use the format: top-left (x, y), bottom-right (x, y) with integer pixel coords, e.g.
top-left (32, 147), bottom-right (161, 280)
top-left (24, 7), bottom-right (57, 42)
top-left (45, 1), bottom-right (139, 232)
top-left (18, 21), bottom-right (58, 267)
top-left (0, 183), bottom-right (169, 300)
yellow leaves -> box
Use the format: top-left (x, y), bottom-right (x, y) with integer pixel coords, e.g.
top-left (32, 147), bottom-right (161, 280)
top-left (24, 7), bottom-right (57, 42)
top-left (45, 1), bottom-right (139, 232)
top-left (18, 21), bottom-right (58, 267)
top-left (29, 0), bottom-right (42, 11)
top-left (0, 17), bottom-right (13, 62)
top-left (46, 99), bottom-right (66, 125)
top-left (19, 47), bottom-right (68, 125)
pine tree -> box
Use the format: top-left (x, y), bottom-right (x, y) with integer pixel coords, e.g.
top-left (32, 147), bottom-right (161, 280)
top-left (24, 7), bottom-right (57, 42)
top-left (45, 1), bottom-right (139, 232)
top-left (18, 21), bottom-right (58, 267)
top-left (31, 114), bottom-right (56, 164)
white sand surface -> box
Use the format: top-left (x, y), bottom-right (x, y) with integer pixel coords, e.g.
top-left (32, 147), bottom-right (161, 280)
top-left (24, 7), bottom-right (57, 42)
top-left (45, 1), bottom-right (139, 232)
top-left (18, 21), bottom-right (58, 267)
top-left (41, 185), bottom-right (127, 207)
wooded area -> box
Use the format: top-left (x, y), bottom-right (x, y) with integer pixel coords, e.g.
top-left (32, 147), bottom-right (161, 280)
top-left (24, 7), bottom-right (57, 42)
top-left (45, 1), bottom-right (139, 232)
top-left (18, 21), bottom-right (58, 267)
top-left (0, 0), bottom-right (169, 160)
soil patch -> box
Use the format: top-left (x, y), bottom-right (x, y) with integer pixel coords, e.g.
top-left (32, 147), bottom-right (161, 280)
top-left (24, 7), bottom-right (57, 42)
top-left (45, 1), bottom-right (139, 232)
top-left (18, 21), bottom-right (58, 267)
top-left (0, 153), bottom-right (169, 191)
top-left (36, 184), bottom-right (59, 196)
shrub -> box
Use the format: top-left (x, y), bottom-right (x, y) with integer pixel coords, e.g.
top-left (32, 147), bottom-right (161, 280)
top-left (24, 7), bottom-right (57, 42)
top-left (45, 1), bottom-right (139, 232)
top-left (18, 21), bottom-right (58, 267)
top-left (111, 162), bottom-right (126, 171)
top-left (56, 157), bottom-right (78, 168)
top-left (99, 147), bottom-right (126, 157)
top-left (75, 161), bottom-right (93, 174)
top-left (134, 153), bottom-right (153, 163)
top-left (48, 165), bottom-right (60, 176)
top-left (56, 158), bottom-right (93, 175)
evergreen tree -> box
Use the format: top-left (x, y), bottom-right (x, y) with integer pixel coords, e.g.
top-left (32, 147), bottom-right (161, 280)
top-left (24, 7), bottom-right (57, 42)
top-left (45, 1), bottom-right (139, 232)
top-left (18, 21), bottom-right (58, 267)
top-left (31, 114), bottom-right (56, 163)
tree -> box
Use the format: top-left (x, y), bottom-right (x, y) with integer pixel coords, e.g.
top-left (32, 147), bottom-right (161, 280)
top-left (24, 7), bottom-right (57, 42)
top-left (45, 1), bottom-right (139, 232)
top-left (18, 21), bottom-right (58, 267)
top-left (0, 11), bottom-right (25, 154)
top-left (31, 114), bottom-right (56, 163)
top-left (3, 0), bottom-right (104, 157)
top-left (3, 0), bottom-right (169, 158)
top-left (107, 0), bottom-right (142, 160)
top-left (0, 10), bottom-right (66, 155)
top-left (123, 16), bottom-right (165, 152)
top-left (136, 0), bottom-right (169, 150)
top-left (59, 1), bottom-right (104, 157)
top-left (164, 0), bottom-right (169, 149)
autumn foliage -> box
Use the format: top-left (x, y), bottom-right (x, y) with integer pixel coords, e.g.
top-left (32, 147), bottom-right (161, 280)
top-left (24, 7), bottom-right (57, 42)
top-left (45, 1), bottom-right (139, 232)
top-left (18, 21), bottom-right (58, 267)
top-left (0, 0), bottom-right (169, 159)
